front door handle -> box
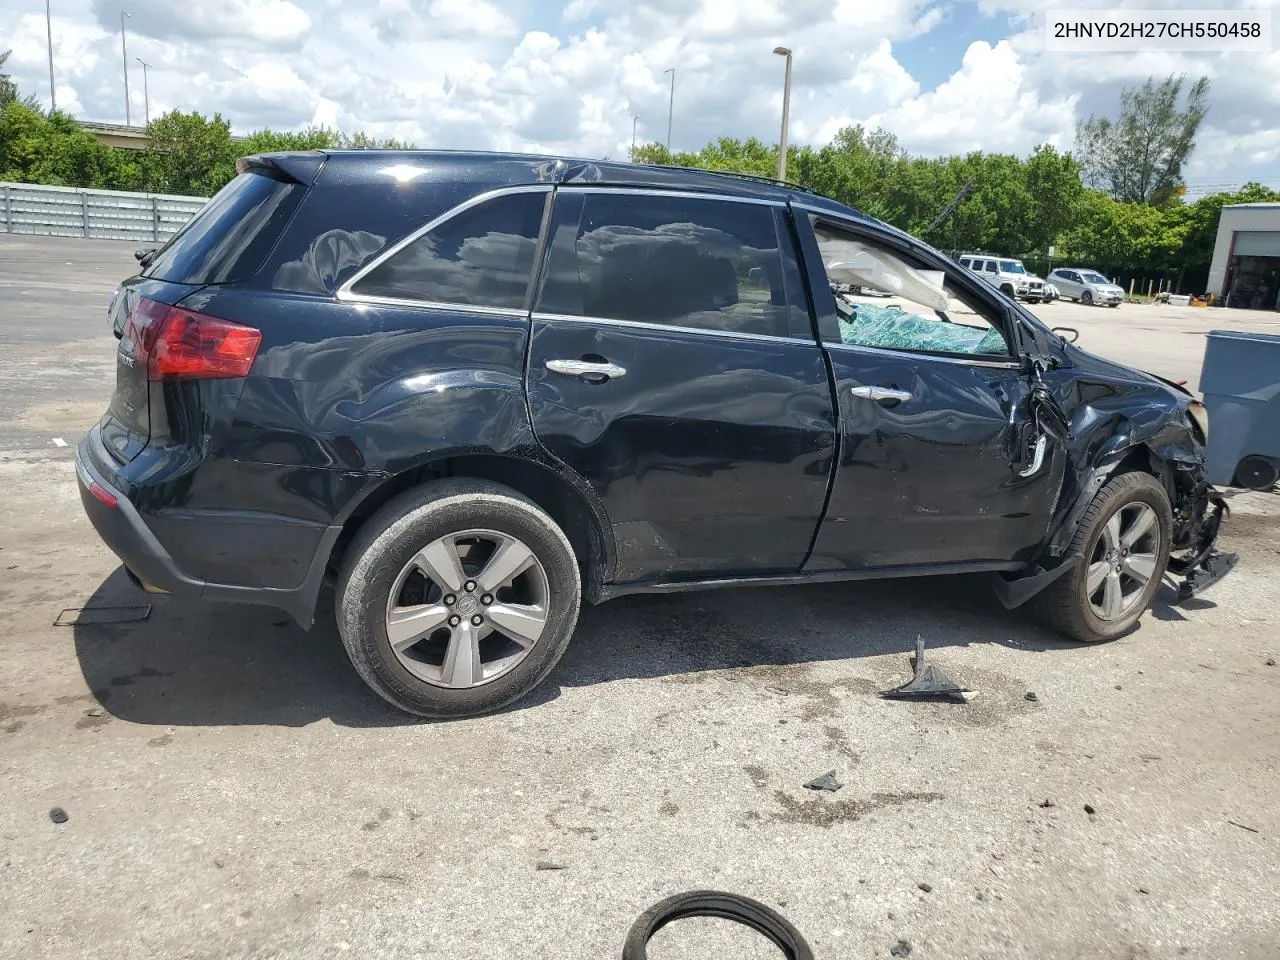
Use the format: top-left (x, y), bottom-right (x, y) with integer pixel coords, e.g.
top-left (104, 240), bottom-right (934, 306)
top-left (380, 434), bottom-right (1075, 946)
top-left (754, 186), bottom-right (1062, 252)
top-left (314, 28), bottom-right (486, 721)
top-left (546, 359), bottom-right (627, 379)
top-left (851, 385), bottom-right (912, 403)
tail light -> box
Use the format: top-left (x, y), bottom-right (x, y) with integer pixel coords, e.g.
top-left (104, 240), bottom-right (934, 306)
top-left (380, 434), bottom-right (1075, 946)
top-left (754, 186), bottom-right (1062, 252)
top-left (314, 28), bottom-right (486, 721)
top-left (122, 296), bottom-right (262, 381)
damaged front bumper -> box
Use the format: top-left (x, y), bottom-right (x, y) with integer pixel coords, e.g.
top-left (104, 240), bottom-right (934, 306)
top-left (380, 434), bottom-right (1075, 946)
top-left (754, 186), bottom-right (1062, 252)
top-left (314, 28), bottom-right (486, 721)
top-left (1168, 493), bottom-right (1237, 603)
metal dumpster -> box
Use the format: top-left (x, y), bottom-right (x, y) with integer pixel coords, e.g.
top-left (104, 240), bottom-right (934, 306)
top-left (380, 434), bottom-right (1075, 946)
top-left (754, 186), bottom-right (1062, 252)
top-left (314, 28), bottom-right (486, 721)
top-left (1201, 330), bottom-right (1280, 490)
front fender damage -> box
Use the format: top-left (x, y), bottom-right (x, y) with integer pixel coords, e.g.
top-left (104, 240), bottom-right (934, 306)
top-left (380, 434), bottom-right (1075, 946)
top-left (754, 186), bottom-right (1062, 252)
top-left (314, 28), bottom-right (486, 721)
top-left (992, 384), bottom-right (1234, 609)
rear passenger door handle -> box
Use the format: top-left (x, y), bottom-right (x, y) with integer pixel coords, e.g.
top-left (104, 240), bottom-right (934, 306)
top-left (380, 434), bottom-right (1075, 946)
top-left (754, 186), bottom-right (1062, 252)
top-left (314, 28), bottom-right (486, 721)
top-left (546, 359), bottom-right (627, 380)
top-left (851, 385), bottom-right (911, 403)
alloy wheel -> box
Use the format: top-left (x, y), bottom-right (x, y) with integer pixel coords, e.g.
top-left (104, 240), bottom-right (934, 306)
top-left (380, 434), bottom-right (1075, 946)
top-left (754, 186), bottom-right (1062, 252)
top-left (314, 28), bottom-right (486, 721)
top-left (1085, 503), bottom-right (1161, 621)
top-left (384, 529), bottom-right (550, 688)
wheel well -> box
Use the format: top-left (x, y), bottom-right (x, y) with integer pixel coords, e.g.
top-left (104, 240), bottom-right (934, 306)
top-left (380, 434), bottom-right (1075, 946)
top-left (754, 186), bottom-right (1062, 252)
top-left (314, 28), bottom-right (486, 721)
top-left (328, 456), bottom-right (609, 590)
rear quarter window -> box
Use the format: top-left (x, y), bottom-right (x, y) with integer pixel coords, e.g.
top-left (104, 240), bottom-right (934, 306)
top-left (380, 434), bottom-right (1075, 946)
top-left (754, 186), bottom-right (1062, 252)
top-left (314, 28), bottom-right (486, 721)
top-left (347, 191), bottom-right (547, 309)
top-left (142, 172), bottom-right (305, 285)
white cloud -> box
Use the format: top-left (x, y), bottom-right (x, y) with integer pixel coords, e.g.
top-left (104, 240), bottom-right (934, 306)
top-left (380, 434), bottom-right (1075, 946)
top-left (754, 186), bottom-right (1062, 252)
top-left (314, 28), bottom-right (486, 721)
top-left (0, 0), bottom-right (1275, 193)
top-left (865, 40), bottom-right (1077, 155)
top-left (90, 0), bottom-right (312, 45)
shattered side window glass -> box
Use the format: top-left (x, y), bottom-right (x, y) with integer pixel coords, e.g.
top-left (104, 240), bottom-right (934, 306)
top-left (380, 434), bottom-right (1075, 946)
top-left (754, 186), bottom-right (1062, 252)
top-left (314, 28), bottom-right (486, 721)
top-left (812, 218), bottom-right (1011, 358)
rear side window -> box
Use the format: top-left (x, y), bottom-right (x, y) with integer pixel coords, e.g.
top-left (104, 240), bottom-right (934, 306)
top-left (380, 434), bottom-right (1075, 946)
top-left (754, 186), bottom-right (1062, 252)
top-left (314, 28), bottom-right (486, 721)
top-left (349, 192), bottom-right (546, 309)
top-left (537, 192), bottom-right (798, 338)
top-left (143, 172), bottom-right (305, 285)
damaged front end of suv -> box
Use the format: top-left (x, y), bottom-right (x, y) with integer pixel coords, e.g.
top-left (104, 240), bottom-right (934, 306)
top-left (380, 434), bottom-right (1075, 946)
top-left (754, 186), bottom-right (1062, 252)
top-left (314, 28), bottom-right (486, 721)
top-left (993, 335), bottom-right (1235, 615)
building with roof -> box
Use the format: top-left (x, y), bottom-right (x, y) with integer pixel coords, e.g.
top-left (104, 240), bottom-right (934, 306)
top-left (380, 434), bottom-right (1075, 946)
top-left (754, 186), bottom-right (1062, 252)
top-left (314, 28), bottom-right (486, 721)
top-left (1208, 203), bottom-right (1280, 310)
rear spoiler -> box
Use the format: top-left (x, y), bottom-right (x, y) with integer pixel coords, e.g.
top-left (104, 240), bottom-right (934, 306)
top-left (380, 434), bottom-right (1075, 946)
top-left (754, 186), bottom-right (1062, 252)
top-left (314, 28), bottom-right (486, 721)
top-left (236, 153), bottom-right (324, 187)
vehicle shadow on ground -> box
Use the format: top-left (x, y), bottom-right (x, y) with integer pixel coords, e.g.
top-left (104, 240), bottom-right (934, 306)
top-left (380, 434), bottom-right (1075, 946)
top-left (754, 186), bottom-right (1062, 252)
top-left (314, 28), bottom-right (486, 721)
top-left (75, 566), bottom-right (1081, 728)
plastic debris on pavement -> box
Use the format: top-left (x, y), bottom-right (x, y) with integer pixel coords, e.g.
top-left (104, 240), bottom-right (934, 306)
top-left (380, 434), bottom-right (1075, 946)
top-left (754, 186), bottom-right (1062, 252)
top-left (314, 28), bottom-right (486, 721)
top-left (880, 634), bottom-right (977, 703)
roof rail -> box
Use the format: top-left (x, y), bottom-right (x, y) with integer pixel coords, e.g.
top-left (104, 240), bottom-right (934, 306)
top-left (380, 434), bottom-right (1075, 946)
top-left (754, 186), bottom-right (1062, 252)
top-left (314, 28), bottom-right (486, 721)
top-left (639, 162), bottom-right (819, 196)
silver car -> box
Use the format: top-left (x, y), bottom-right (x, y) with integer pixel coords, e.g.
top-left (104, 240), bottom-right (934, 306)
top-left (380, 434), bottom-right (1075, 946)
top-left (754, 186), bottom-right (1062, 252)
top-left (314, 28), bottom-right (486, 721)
top-left (1047, 267), bottom-right (1125, 307)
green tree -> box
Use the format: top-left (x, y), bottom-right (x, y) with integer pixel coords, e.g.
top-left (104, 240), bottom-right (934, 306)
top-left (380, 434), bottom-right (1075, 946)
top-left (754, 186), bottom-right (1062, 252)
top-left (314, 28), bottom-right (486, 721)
top-left (241, 126), bottom-right (337, 154)
top-left (0, 102), bottom-right (124, 188)
top-left (1059, 190), bottom-right (1187, 274)
top-left (144, 110), bottom-right (237, 195)
top-left (1076, 74), bottom-right (1210, 205)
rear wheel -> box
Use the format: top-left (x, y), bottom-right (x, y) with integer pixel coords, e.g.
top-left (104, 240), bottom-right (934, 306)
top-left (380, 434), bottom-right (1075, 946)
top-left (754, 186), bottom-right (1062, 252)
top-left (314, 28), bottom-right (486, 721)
top-left (1081, 290), bottom-right (1094, 306)
top-left (1034, 472), bottom-right (1171, 643)
top-left (336, 479), bottom-right (581, 718)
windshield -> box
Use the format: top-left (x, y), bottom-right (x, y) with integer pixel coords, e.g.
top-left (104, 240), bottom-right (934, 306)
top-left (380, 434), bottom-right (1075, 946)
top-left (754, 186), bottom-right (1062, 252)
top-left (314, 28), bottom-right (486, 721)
top-left (1082, 272), bottom-right (1109, 284)
top-left (999, 260), bottom-right (1026, 274)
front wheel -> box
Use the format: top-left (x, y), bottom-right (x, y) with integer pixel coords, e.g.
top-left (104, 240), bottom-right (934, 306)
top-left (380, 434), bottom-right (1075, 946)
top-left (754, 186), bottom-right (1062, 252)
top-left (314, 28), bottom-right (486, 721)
top-left (1108, 302), bottom-right (1120, 308)
top-left (1034, 472), bottom-right (1172, 643)
top-left (1081, 290), bottom-right (1094, 306)
top-left (336, 479), bottom-right (581, 718)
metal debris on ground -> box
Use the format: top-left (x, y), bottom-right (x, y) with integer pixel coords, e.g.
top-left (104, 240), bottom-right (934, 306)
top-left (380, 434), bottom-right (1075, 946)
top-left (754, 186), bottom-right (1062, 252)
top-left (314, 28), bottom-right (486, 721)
top-left (535, 860), bottom-right (568, 870)
top-left (803, 770), bottom-right (843, 793)
top-left (881, 635), bottom-right (976, 703)
top-left (1084, 804), bottom-right (1097, 815)
top-left (1039, 799), bottom-right (1054, 808)
top-left (890, 939), bottom-right (913, 957)
top-left (1024, 691), bottom-right (1039, 702)
top-left (917, 882), bottom-right (933, 893)
top-left (53, 604), bottom-right (152, 626)
top-left (48, 807), bottom-right (68, 824)
top-left (1226, 820), bottom-right (1260, 834)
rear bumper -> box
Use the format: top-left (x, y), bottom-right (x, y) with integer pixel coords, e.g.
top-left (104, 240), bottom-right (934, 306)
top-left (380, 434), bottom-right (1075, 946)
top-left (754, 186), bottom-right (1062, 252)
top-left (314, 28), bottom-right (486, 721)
top-left (75, 428), bottom-right (340, 627)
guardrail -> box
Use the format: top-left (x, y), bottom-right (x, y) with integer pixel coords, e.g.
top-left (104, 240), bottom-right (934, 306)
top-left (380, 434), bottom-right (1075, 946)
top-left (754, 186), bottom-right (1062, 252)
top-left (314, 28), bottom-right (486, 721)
top-left (0, 181), bottom-right (208, 243)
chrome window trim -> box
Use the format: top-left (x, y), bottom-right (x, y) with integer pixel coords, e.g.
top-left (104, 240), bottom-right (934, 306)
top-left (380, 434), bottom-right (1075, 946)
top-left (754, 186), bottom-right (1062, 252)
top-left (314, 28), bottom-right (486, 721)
top-left (338, 295), bottom-right (529, 318)
top-left (531, 311), bottom-right (818, 347)
top-left (336, 184), bottom-right (553, 304)
top-left (825, 340), bottom-right (1022, 369)
top-left (555, 185), bottom-right (786, 207)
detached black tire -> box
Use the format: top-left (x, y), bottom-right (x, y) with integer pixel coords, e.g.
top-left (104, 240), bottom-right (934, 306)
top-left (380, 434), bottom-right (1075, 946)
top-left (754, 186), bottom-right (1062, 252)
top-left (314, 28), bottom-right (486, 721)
top-left (1034, 472), bottom-right (1172, 643)
top-left (336, 479), bottom-right (581, 718)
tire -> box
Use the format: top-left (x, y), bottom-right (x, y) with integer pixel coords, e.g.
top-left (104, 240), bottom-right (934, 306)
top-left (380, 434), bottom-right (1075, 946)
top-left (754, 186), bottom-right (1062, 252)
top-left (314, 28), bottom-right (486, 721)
top-left (335, 479), bottom-right (581, 718)
top-left (1081, 290), bottom-right (1094, 306)
top-left (1108, 302), bottom-right (1120, 308)
top-left (1034, 472), bottom-right (1172, 643)
top-left (1000, 284), bottom-right (1015, 298)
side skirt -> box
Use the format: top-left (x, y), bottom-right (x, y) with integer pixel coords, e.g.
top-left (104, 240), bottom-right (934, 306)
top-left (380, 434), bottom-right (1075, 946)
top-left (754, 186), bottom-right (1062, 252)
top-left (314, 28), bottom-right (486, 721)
top-left (596, 560), bottom-right (1027, 602)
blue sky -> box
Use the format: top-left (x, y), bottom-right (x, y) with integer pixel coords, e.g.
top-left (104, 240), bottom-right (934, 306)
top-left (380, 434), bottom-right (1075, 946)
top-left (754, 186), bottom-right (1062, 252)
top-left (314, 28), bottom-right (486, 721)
top-left (4, 0), bottom-right (1279, 196)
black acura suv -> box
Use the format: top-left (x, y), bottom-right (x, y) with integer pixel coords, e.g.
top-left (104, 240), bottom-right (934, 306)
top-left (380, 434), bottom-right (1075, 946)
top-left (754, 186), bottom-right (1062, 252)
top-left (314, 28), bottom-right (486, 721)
top-left (77, 150), bottom-right (1227, 717)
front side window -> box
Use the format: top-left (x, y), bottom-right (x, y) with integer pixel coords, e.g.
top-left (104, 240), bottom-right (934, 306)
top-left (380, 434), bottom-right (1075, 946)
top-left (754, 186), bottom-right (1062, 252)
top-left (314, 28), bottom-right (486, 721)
top-left (999, 260), bottom-right (1027, 274)
top-left (811, 219), bottom-right (1011, 358)
top-left (1082, 272), bottom-right (1109, 284)
top-left (350, 191), bottom-right (546, 308)
top-left (537, 192), bottom-right (799, 338)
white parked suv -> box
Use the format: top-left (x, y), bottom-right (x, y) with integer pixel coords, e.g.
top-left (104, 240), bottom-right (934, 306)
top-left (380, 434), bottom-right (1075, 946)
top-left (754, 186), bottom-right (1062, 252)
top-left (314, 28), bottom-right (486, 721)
top-left (1046, 267), bottom-right (1124, 307)
top-left (958, 253), bottom-right (1046, 304)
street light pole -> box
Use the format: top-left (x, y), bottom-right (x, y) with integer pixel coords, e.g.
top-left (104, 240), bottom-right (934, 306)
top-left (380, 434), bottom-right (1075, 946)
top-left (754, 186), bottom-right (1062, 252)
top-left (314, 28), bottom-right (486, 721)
top-left (631, 115), bottom-right (638, 161)
top-left (136, 58), bottom-right (150, 126)
top-left (45, 0), bottom-right (56, 112)
top-left (120, 10), bottom-right (131, 126)
top-left (663, 67), bottom-right (675, 152)
top-left (773, 46), bottom-right (793, 183)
